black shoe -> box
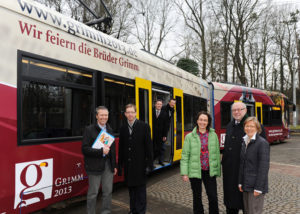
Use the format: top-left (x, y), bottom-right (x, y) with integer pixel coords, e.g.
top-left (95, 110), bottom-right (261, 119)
top-left (159, 161), bottom-right (165, 166)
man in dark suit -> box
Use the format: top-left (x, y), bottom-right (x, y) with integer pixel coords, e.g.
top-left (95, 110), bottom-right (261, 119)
top-left (152, 99), bottom-right (168, 166)
top-left (222, 102), bottom-right (266, 214)
top-left (82, 106), bottom-right (117, 214)
top-left (118, 104), bottom-right (153, 214)
top-left (162, 98), bottom-right (176, 123)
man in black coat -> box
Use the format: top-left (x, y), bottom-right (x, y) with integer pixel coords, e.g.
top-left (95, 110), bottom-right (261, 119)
top-left (118, 104), bottom-right (153, 214)
top-left (152, 99), bottom-right (168, 166)
top-left (162, 98), bottom-right (176, 128)
top-left (82, 106), bottom-right (117, 214)
top-left (222, 102), bottom-right (266, 214)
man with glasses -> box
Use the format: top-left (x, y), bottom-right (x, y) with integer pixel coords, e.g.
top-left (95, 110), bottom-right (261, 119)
top-left (222, 102), bottom-right (266, 214)
top-left (118, 104), bottom-right (153, 214)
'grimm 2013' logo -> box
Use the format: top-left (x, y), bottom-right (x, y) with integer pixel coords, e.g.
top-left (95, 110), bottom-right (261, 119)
top-left (14, 159), bottom-right (53, 209)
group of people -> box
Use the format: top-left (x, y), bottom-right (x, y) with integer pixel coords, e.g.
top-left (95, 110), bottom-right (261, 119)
top-left (81, 101), bottom-right (270, 214)
top-left (152, 98), bottom-right (176, 166)
top-left (180, 102), bottom-right (270, 214)
top-left (81, 99), bottom-right (175, 214)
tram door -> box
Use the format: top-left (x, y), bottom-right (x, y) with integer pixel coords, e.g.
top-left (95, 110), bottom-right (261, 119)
top-left (152, 88), bottom-right (172, 163)
top-left (255, 102), bottom-right (263, 124)
top-left (246, 103), bottom-right (255, 116)
top-left (173, 88), bottom-right (184, 162)
top-left (135, 77), bottom-right (152, 134)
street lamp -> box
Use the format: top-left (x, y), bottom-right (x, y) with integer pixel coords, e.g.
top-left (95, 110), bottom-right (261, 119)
top-left (293, 56), bottom-right (299, 127)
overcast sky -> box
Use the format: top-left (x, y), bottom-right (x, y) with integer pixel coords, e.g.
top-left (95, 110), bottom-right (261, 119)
top-left (272, 0), bottom-right (300, 6)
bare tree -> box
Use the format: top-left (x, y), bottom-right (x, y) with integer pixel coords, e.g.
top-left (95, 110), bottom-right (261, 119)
top-left (259, 8), bottom-right (273, 89)
top-left (229, 0), bottom-right (260, 85)
top-left (35, 0), bottom-right (65, 12)
top-left (129, 0), bottom-right (175, 56)
top-left (109, 0), bottom-right (134, 41)
top-left (209, 0), bottom-right (234, 82)
top-left (175, 0), bottom-right (208, 79)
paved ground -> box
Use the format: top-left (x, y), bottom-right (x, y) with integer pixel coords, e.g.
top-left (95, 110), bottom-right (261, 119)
top-left (37, 135), bottom-right (300, 214)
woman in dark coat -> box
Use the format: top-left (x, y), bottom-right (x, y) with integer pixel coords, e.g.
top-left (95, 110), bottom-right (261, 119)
top-left (238, 117), bottom-right (269, 214)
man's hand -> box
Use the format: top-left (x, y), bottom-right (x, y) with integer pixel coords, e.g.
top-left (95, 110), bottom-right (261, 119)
top-left (114, 168), bottom-right (117, 176)
top-left (146, 166), bottom-right (153, 175)
top-left (254, 191), bottom-right (261, 197)
top-left (103, 145), bottom-right (110, 155)
top-left (239, 186), bottom-right (243, 192)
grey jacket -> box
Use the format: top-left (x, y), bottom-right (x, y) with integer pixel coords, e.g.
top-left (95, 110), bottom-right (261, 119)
top-left (238, 134), bottom-right (270, 193)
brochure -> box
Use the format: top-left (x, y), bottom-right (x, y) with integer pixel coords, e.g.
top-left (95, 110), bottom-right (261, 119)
top-left (92, 130), bottom-right (115, 149)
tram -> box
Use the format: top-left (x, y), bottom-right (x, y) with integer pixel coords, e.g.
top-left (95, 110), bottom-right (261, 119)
top-left (211, 82), bottom-right (291, 149)
top-left (0, 0), bottom-right (209, 213)
top-left (0, 0), bottom-right (293, 213)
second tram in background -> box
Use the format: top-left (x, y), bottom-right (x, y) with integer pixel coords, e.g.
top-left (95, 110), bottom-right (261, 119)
top-left (211, 82), bottom-right (291, 149)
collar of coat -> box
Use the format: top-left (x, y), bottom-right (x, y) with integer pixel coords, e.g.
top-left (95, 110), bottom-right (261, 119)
top-left (243, 133), bottom-right (257, 144)
top-left (94, 123), bottom-right (112, 134)
top-left (191, 127), bottom-right (214, 137)
top-left (232, 114), bottom-right (248, 127)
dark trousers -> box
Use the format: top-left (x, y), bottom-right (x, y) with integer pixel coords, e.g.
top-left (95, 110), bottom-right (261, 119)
top-left (128, 184), bottom-right (146, 214)
top-left (153, 138), bottom-right (164, 162)
top-left (190, 170), bottom-right (219, 214)
top-left (226, 208), bottom-right (239, 214)
top-left (159, 141), bottom-right (166, 163)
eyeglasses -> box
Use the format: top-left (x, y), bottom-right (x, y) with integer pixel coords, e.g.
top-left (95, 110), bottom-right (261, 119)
top-left (125, 111), bottom-right (136, 114)
top-left (232, 108), bottom-right (245, 112)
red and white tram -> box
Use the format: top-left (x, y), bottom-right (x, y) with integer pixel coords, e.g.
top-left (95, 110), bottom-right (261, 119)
top-left (211, 82), bottom-right (290, 149)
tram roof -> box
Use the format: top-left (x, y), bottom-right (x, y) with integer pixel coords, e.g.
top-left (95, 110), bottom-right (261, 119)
top-left (213, 82), bottom-right (289, 99)
top-left (212, 82), bottom-right (265, 95)
top-left (2, 0), bottom-right (208, 91)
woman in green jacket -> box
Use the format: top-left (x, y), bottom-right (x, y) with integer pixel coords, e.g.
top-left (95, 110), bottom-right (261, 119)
top-left (180, 111), bottom-right (221, 214)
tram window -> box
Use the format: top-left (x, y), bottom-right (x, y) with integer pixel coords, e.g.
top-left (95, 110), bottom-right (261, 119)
top-left (271, 106), bottom-right (282, 126)
top-left (246, 105), bottom-right (255, 116)
top-left (284, 98), bottom-right (291, 125)
top-left (183, 94), bottom-right (207, 131)
top-left (193, 97), bottom-right (207, 114)
top-left (257, 106), bottom-right (262, 123)
top-left (22, 82), bottom-right (92, 141)
top-left (104, 78), bottom-right (135, 134)
top-left (139, 88), bottom-right (149, 124)
top-left (221, 102), bottom-right (233, 128)
top-left (22, 57), bottom-right (92, 86)
top-left (262, 105), bottom-right (271, 126)
top-left (20, 56), bottom-right (94, 144)
top-left (183, 95), bottom-right (207, 131)
top-left (176, 96), bottom-right (182, 150)
top-left (184, 94), bottom-right (193, 131)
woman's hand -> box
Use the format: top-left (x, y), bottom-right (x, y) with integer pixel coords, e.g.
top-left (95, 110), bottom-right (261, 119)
top-left (182, 175), bottom-right (189, 182)
top-left (254, 191), bottom-right (261, 197)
